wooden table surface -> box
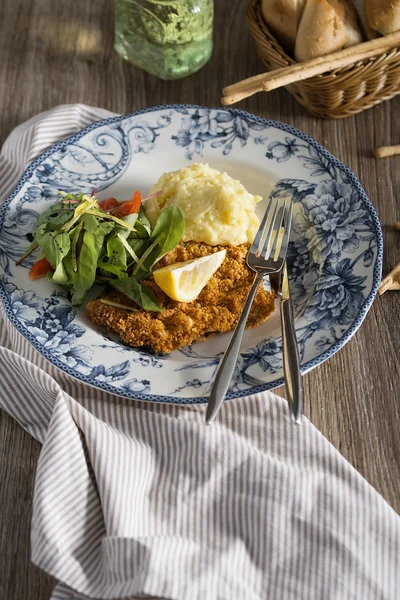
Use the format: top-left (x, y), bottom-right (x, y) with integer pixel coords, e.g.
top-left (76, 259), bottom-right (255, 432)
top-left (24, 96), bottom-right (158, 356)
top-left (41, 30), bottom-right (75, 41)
top-left (1, 0), bottom-right (399, 598)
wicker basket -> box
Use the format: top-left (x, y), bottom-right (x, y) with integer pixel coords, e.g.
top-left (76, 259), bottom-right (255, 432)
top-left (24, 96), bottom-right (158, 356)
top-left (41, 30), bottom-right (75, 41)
top-left (247, 0), bottom-right (400, 118)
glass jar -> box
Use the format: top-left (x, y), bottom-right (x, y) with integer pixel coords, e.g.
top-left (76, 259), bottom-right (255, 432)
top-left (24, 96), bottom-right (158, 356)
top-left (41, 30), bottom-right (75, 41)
top-left (115, 0), bottom-right (214, 80)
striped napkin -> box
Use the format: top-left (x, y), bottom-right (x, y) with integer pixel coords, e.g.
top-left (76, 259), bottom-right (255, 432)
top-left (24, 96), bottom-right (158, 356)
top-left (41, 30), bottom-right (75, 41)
top-left (1, 105), bottom-right (399, 600)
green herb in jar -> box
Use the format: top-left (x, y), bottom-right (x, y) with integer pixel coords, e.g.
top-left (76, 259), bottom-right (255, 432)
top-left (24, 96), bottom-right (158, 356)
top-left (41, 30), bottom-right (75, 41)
top-left (114, 0), bottom-right (214, 80)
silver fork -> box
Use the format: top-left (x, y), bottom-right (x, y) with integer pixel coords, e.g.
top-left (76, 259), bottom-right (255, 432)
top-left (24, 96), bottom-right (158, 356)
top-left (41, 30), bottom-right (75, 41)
top-left (205, 196), bottom-right (293, 425)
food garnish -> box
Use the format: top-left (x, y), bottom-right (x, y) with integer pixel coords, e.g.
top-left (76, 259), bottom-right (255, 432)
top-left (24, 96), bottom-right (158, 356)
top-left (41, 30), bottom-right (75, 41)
top-left (18, 190), bottom-right (184, 309)
top-left (153, 249), bottom-right (226, 302)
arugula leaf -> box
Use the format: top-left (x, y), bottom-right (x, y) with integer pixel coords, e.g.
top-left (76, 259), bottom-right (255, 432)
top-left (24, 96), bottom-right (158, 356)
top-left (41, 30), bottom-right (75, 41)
top-left (59, 191), bottom-right (84, 201)
top-left (106, 235), bottom-right (126, 270)
top-left (33, 222), bottom-right (47, 241)
top-left (70, 289), bottom-right (86, 305)
top-left (99, 221), bottom-right (115, 236)
top-left (149, 205), bottom-right (184, 259)
top-left (36, 230), bottom-right (71, 270)
top-left (128, 237), bottom-right (148, 258)
top-left (131, 206), bottom-right (185, 279)
top-left (50, 260), bottom-right (69, 285)
top-left (102, 213), bottom-right (137, 272)
top-left (128, 219), bottom-right (150, 240)
top-left (81, 213), bottom-right (101, 233)
top-left (132, 238), bottom-right (161, 280)
top-left (37, 203), bottom-right (66, 226)
top-left (46, 210), bottom-right (74, 229)
top-left (80, 214), bottom-right (114, 259)
top-left (97, 261), bottom-right (128, 280)
top-left (138, 206), bottom-right (151, 232)
top-left (119, 213), bottom-right (138, 239)
top-left (71, 222), bottom-right (84, 272)
top-left (16, 240), bottom-right (39, 265)
top-left (111, 277), bottom-right (162, 312)
top-left (64, 229), bottom-right (105, 305)
top-left (117, 233), bottom-right (140, 263)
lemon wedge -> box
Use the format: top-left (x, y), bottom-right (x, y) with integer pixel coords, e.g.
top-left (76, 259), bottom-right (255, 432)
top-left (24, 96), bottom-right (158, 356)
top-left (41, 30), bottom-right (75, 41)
top-left (153, 249), bottom-right (227, 302)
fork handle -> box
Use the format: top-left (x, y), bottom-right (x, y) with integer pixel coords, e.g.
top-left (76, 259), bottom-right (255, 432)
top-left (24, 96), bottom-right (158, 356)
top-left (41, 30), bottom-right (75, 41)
top-left (205, 273), bottom-right (263, 424)
top-left (281, 297), bottom-right (303, 424)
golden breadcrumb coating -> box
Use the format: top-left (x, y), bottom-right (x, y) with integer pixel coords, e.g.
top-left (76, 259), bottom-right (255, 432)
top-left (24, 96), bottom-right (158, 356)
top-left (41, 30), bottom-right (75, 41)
top-left (86, 243), bottom-right (275, 353)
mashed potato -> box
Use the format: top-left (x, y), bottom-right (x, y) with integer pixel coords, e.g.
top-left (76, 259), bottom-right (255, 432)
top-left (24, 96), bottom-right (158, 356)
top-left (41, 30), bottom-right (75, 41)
top-left (144, 163), bottom-right (261, 246)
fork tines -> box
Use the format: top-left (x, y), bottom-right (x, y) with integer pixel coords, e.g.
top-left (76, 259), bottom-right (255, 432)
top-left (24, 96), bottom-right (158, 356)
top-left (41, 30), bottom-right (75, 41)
top-left (250, 197), bottom-right (293, 262)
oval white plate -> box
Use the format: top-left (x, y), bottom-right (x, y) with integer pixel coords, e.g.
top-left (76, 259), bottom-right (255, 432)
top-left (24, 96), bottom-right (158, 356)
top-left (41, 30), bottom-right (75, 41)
top-left (0, 106), bottom-right (383, 403)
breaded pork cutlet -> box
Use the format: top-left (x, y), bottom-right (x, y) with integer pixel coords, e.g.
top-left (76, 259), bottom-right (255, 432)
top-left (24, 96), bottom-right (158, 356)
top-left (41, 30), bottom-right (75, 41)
top-left (86, 243), bottom-right (275, 353)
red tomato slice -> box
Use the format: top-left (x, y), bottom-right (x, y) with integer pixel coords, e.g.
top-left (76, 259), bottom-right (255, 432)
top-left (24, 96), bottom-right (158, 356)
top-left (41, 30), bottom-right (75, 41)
top-left (111, 190), bottom-right (142, 218)
top-left (98, 197), bottom-right (119, 211)
top-left (131, 190), bottom-right (142, 214)
top-left (29, 258), bottom-right (53, 280)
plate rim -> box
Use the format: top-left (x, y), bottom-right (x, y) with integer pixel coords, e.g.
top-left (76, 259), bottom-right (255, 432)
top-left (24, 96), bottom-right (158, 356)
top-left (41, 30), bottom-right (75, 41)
top-left (0, 104), bottom-right (384, 404)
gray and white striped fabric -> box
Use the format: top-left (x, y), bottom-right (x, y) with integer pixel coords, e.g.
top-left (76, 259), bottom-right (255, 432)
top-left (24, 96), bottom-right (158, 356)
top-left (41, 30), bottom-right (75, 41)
top-left (1, 105), bottom-right (399, 600)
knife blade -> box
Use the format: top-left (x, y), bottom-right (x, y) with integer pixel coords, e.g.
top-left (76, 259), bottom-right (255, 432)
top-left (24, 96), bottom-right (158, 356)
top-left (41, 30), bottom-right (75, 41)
top-left (271, 263), bottom-right (303, 423)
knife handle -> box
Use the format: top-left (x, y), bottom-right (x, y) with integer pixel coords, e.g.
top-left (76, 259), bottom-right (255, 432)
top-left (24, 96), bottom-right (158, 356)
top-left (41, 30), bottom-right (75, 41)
top-left (205, 273), bottom-right (263, 424)
top-left (280, 297), bottom-right (303, 424)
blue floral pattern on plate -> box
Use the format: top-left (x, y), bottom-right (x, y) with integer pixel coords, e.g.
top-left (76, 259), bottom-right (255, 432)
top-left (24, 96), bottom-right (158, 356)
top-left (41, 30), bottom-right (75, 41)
top-left (0, 105), bottom-right (383, 404)
top-left (171, 107), bottom-right (268, 158)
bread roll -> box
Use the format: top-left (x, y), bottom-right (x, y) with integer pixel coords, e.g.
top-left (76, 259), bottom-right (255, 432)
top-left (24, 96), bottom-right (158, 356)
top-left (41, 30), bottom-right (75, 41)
top-left (366, 0), bottom-right (400, 34)
top-left (261, 0), bottom-right (306, 55)
top-left (350, 0), bottom-right (378, 39)
top-left (295, 0), bottom-right (363, 62)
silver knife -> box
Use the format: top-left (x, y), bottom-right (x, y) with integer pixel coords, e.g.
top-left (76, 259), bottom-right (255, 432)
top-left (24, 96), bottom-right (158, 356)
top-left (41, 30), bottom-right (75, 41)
top-left (271, 263), bottom-right (303, 423)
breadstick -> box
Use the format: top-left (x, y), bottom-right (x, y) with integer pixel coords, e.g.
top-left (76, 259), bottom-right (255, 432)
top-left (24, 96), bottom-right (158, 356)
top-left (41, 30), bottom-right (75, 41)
top-left (374, 145), bottom-right (400, 158)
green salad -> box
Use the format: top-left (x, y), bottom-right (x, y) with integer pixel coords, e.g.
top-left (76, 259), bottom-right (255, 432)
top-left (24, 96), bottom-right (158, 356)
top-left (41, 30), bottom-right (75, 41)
top-left (17, 190), bottom-right (184, 311)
